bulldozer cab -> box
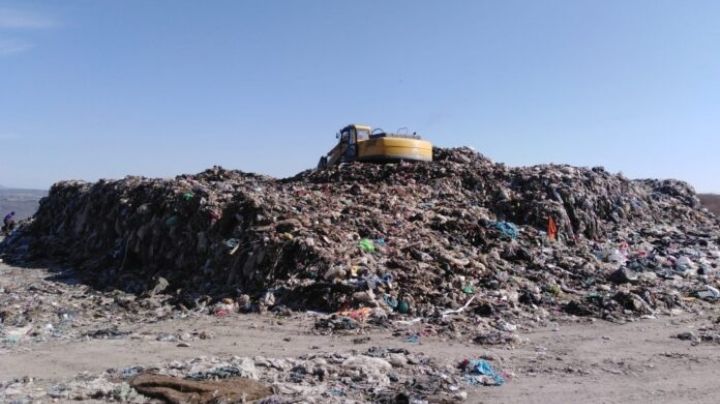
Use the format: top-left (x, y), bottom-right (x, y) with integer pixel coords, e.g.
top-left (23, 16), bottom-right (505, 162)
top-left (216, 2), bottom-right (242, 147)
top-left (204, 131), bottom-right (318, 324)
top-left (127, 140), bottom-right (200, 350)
top-left (337, 124), bottom-right (371, 162)
top-left (352, 125), bottom-right (372, 142)
top-left (318, 124), bottom-right (369, 168)
top-left (338, 125), bottom-right (371, 143)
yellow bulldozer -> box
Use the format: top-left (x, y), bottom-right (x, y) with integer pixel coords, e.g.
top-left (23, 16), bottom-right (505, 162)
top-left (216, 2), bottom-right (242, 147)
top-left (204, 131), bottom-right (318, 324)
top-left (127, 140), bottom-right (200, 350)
top-left (317, 124), bottom-right (433, 169)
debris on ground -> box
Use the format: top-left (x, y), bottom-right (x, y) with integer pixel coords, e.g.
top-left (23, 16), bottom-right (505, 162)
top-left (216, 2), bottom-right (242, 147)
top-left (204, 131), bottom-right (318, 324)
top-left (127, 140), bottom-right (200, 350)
top-left (460, 358), bottom-right (507, 386)
top-left (0, 348), bottom-right (471, 403)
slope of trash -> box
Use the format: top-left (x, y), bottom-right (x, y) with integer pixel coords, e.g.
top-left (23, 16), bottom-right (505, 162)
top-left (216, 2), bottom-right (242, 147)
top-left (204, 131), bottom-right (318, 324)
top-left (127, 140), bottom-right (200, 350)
top-left (1, 147), bottom-right (719, 327)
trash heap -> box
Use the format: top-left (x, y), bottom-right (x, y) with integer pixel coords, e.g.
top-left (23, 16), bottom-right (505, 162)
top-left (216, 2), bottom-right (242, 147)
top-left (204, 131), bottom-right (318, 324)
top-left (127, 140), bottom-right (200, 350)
top-left (2, 147), bottom-right (719, 324)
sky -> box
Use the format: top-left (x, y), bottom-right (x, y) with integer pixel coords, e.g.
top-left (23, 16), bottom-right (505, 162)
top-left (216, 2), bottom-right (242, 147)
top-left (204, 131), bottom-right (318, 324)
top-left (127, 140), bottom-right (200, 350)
top-left (1, 1), bottom-right (719, 192)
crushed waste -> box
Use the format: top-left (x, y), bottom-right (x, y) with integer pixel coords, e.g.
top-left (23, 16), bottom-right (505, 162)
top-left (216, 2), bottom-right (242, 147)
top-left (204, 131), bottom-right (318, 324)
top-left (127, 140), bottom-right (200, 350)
top-left (1, 147), bottom-right (719, 333)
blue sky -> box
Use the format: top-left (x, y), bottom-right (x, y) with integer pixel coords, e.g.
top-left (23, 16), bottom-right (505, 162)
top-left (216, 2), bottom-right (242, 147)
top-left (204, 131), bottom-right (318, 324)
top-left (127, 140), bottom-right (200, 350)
top-left (1, 1), bottom-right (719, 192)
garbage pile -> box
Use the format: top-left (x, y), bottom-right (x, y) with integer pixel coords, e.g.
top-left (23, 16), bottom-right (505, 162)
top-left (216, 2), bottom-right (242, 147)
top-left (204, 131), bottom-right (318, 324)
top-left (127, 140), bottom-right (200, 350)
top-left (0, 348), bottom-right (473, 402)
top-left (2, 147), bottom-right (719, 326)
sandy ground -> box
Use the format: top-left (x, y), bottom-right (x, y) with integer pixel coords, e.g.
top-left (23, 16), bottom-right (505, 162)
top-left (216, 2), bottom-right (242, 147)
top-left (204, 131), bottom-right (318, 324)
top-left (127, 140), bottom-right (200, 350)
top-left (2, 262), bottom-right (720, 404)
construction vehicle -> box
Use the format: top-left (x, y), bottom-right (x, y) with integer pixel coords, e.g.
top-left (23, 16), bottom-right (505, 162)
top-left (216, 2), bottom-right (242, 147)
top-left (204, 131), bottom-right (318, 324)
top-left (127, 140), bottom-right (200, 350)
top-left (317, 124), bottom-right (433, 169)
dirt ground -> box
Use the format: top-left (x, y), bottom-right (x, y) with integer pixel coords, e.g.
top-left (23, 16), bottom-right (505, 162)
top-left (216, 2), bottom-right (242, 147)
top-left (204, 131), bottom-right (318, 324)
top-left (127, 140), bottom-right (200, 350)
top-left (2, 262), bottom-right (720, 404)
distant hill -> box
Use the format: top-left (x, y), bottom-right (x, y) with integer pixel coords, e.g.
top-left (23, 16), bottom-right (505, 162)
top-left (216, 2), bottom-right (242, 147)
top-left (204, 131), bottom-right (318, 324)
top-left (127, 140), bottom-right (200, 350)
top-left (699, 194), bottom-right (720, 216)
top-left (0, 188), bottom-right (47, 220)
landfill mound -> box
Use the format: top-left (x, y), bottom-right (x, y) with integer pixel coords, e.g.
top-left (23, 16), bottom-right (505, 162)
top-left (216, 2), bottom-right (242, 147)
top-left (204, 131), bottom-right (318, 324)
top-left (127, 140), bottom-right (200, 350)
top-left (2, 147), bottom-right (719, 322)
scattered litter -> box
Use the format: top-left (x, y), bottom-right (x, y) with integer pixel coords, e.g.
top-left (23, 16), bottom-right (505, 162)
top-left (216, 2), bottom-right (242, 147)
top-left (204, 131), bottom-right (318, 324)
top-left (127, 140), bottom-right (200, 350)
top-left (696, 285), bottom-right (720, 301)
top-left (461, 359), bottom-right (506, 386)
top-left (491, 221), bottom-right (519, 239)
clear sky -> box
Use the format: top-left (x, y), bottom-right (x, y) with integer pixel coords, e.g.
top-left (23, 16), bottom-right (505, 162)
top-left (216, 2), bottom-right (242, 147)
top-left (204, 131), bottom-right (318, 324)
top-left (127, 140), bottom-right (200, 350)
top-left (1, 1), bottom-right (719, 192)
